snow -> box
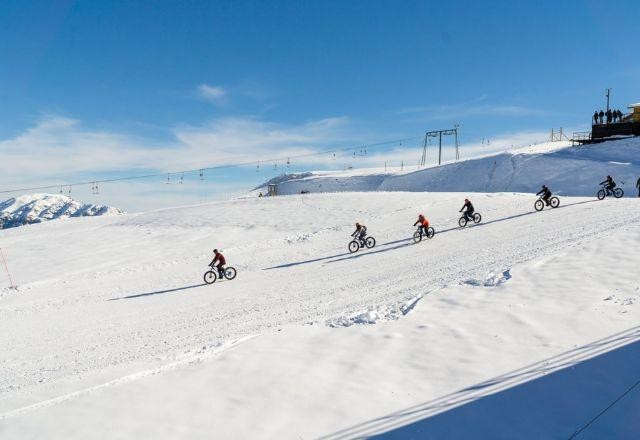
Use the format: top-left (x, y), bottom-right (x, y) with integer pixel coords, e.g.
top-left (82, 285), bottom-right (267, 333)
top-left (0, 193), bottom-right (123, 229)
top-left (0, 188), bottom-right (639, 438)
top-left (1, 136), bottom-right (640, 438)
top-left (256, 137), bottom-right (640, 197)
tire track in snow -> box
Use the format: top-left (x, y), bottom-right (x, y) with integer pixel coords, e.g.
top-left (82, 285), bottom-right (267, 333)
top-left (0, 335), bottom-right (256, 420)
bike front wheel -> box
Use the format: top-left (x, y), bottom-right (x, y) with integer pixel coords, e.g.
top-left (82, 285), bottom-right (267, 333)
top-left (534, 200), bottom-right (544, 211)
top-left (613, 188), bottom-right (624, 198)
top-left (550, 196), bottom-right (560, 208)
top-left (365, 237), bottom-right (376, 248)
top-left (348, 240), bottom-right (360, 253)
top-left (204, 270), bottom-right (217, 284)
top-left (224, 267), bottom-right (237, 280)
top-left (413, 231), bottom-right (422, 243)
top-left (597, 189), bottom-right (606, 200)
top-left (458, 217), bottom-right (467, 228)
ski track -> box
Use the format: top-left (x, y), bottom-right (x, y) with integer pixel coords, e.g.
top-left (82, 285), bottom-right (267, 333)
top-left (0, 192), bottom-right (639, 414)
top-left (0, 335), bottom-right (256, 420)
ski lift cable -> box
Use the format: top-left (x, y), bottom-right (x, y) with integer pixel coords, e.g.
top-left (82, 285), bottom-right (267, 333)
top-left (0, 135), bottom-right (423, 195)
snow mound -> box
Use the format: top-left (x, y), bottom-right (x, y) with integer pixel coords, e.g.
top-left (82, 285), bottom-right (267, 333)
top-left (257, 137), bottom-right (640, 197)
top-left (327, 295), bottom-right (422, 327)
top-left (0, 193), bottom-right (124, 229)
top-left (464, 269), bottom-right (512, 287)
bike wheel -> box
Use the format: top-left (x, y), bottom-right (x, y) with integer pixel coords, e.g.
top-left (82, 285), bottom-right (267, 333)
top-left (458, 217), bottom-right (467, 228)
top-left (534, 200), bottom-right (544, 211)
top-left (203, 271), bottom-right (217, 284)
top-left (365, 237), bottom-right (376, 248)
top-left (426, 227), bottom-right (435, 238)
top-left (597, 189), bottom-right (606, 200)
top-left (413, 231), bottom-right (422, 243)
top-left (614, 188), bottom-right (624, 198)
top-left (348, 240), bottom-right (360, 253)
top-left (473, 213), bottom-right (482, 224)
top-left (550, 197), bottom-right (560, 208)
top-left (224, 267), bottom-right (237, 280)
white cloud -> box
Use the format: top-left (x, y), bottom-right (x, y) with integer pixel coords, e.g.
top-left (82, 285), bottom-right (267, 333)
top-left (197, 84), bottom-right (228, 104)
top-left (323, 129), bottom-right (557, 170)
top-left (0, 115), bottom-right (355, 188)
top-left (0, 115), bottom-right (555, 187)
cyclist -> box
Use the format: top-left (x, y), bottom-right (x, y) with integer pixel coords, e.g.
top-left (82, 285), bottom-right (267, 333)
top-left (536, 185), bottom-right (552, 206)
top-left (599, 175), bottom-right (616, 195)
top-left (413, 214), bottom-right (430, 236)
top-left (209, 249), bottom-right (226, 279)
top-left (351, 222), bottom-right (367, 241)
top-left (459, 198), bottom-right (475, 222)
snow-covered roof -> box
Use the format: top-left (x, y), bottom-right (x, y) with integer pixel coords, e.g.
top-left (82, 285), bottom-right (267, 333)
top-left (628, 102), bottom-right (640, 108)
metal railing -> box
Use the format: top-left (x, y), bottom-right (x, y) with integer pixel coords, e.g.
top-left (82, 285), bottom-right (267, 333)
top-left (571, 131), bottom-right (591, 146)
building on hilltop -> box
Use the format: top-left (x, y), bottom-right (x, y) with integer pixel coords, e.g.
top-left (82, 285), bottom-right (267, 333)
top-left (589, 102), bottom-right (640, 143)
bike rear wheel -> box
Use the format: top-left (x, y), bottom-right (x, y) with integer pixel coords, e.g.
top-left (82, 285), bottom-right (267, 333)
top-left (365, 237), bottom-right (376, 248)
top-left (203, 270), bottom-right (217, 284)
top-left (614, 188), bottom-right (624, 198)
top-left (534, 200), bottom-right (544, 211)
top-left (413, 231), bottom-right (422, 243)
top-left (458, 217), bottom-right (467, 228)
top-left (473, 213), bottom-right (482, 223)
top-left (426, 227), bottom-right (435, 238)
top-left (597, 189), bottom-right (606, 200)
top-left (550, 196), bottom-right (560, 208)
top-left (348, 240), bottom-right (360, 253)
top-left (224, 267), bottom-right (237, 280)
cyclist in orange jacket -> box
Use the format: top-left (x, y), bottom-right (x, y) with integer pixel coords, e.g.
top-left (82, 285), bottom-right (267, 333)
top-left (413, 214), bottom-right (430, 236)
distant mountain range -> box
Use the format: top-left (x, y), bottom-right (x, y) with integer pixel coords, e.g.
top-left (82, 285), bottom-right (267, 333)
top-left (0, 194), bottom-right (124, 229)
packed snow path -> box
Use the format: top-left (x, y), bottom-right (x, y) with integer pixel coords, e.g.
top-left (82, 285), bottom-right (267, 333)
top-left (1, 192), bottom-right (639, 414)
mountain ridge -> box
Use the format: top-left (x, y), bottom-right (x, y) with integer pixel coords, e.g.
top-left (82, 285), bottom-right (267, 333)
top-left (0, 193), bottom-right (124, 229)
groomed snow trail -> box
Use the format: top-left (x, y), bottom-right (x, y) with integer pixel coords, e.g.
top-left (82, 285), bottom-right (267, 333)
top-left (0, 192), bottom-right (638, 413)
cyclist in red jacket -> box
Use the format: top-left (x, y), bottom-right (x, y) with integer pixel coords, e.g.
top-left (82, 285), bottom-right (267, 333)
top-left (413, 214), bottom-right (430, 236)
top-left (210, 249), bottom-right (226, 278)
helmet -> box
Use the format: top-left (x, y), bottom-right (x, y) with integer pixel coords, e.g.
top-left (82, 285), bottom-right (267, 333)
top-left (607, 175), bottom-right (611, 178)
top-left (355, 222), bottom-right (360, 227)
top-left (213, 249), bottom-right (218, 253)
top-left (464, 198), bottom-right (469, 202)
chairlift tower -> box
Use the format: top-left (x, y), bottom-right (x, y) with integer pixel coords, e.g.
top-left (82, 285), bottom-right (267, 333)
top-left (420, 127), bottom-right (460, 166)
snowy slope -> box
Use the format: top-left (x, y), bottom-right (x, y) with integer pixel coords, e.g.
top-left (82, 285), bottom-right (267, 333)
top-left (0, 193), bottom-right (123, 229)
top-left (257, 137), bottom-right (640, 196)
top-left (1, 191), bottom-right (639, 438)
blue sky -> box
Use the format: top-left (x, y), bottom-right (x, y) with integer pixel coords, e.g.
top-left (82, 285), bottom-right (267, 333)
top-left (1, 0), bottom-right (639, 209)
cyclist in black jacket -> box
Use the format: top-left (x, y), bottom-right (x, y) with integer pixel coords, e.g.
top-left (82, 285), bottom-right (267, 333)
top-left (459, 198), bottom-right (475, 222)
top-left (536, 185), bottom-right (552, 205)
top-left (599, 175), bottom-right (616, 195)
top-left (351, 222), bottom-right (367, 240)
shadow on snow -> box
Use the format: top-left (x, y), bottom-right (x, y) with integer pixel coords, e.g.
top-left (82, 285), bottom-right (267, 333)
top-left (320, 325), bottom-right (640, 440)
top-left (108, 283), bottom-right (207, 301)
